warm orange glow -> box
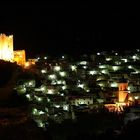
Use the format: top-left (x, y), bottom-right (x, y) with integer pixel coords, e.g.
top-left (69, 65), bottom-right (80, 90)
top-left (104, 104), bottom-right (124, 113)
top-left (0, 34), bottom-right (26, 67)
top-left (116, 102), bottom-right (126, 106)
top-left (28, 59), bottom-right (36, 65)
top-left (118, 91), bottom-right (128, 102)
top-left (128, 96), bottom-right (133, 101)
top-left (118, 82), bottom-right (128, 103)
top-left (119, 83), bottom-right (128, 91)
top-left (13, 50), bottom-right (26, 67)
top-left (0, 34), bottom-right (14, 61)
top-left (25, 62), bottom-right (30, 67)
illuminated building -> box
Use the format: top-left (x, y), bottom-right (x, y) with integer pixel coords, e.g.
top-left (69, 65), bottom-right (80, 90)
top-left (116, 78), bottom-right (134, 110)
top-left (105, 78), bottom-right (133, 113)
top-left (27, 59), bottom-right (37, 65)
top-left (0, 34), bottom-right (26, 67)
top-left (0, 34), bottom-right (14, 61)
top-left (13, 50), bottom-right (26, 67)
top-left (24, 59), bottom-right (37, 69)
top-left (118, 78), bottom-right (128, 103)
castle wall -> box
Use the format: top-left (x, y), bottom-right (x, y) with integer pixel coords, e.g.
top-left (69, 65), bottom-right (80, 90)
top-left (0, 34), bottom-right (14, 61)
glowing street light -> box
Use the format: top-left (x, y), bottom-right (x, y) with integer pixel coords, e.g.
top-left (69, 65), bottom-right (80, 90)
top-left (112, 66), bottom-right (119, 71)
top-left (41, 69), bottom-right (47, 73)
top-left (54, 66), bottom-right (61, 71)
top-left (89, 70), bottom-right (97, 75)
top-left (71, 65), bottom-right (77, 71)
top-left (62, 85), bottom-right (67, 90)
top-left (59, 71), bottom-right (66, 77)
top-left (47, 89), bottom-right (53, 94)
top-left (49, 74), bottom-right (57, 79)
top-left (25, 62), bottom-right (30, 67)
top-left (77, 84), bottom-right (84, 88)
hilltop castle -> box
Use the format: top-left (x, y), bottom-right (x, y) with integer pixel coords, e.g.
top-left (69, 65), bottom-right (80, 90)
top-left (0, 33), bottom-right (26, 67)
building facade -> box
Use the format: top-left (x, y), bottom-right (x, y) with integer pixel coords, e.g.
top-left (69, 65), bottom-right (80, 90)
top-left (0, 33), bottom-right (26, 67)
top-left (14, 50), bottom-right (26, 67)
top-left (0, 34), bottom-right (14, 61)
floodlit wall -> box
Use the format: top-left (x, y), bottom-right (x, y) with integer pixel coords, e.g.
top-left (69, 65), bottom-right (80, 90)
top-left (14, 50), bottom-right (26, 67)
top-left (118, 83), bottom-right (128, 102)
top-left (0, 34), bottom-right (14, 61)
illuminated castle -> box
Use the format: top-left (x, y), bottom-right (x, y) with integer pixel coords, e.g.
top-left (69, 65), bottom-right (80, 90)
top-left (13, 50), bottom-right (26, 67)
top-left (0, 34), bottom-right (26, 67)
top-left (0, 34), bottom-right (14, 61)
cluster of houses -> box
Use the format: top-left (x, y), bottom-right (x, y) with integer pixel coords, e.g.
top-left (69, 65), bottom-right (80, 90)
top-left (15, 49), bottom-right (140, 128)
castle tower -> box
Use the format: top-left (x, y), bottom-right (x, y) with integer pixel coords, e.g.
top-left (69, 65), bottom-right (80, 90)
top-left (0, 34), bottom-right (14, 61)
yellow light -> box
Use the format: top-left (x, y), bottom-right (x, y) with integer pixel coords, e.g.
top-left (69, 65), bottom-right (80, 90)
top-left (118, 91), bottom-right (128, 102)
top-left (128, 97), bottom-right (133, 101)
top-left (25, 62), bottom-right (30, 67)
top-left (134, 96), bottom-right (139, 99)
top-left (0, 34), bottom-right (14, 61)
top-left (0, 34), bottom-right (26, 66)
top-left (14, 50), bottom-right (26, 67)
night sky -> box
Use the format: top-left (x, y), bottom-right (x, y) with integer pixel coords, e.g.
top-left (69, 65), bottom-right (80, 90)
top-left (0, 3), bottom-right (139, 57)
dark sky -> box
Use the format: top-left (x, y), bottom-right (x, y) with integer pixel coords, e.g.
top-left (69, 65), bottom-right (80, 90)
top-left (0, 3), bottom-right (139, 57)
